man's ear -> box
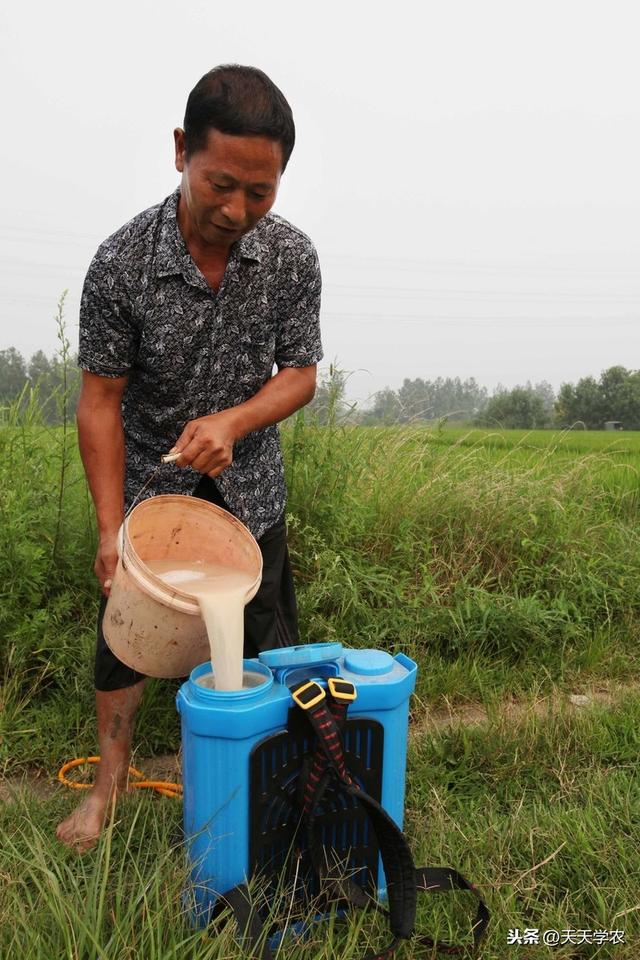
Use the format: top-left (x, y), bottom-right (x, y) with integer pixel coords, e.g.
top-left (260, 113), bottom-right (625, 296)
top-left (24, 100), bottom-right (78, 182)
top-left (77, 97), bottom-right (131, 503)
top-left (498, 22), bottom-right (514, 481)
top-left (174, 128), bottom-right (186, 173)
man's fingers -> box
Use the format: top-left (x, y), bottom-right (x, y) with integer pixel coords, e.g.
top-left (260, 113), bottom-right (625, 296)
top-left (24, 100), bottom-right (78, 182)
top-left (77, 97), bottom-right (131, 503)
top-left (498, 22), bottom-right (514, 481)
top-left (174, 434), bottom-right (208, 467)
top-left (190, 448), bottom-right (231, 473)
top-left (171, 422), bottom-right (198, 458)
top-left (95, 536), bottom-right (119, 597)
top-left (97, 567), bottom-right (115, 596)
top-left (170, 416), bottom-right (235, 473)
top-left (189, 451), bottom-right (212, 472)
top-left (173, 434), bottom-right (231, 473)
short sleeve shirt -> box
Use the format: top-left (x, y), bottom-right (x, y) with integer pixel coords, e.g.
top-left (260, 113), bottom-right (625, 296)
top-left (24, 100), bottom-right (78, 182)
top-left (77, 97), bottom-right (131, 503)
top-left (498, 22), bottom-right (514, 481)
top-left (78, 188), bottom-right (323, 541)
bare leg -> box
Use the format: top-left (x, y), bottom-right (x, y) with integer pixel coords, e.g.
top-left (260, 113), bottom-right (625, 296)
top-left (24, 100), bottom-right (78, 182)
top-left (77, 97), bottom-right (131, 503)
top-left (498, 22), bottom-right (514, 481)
top-left (56, 679), bottom-right (146, 853)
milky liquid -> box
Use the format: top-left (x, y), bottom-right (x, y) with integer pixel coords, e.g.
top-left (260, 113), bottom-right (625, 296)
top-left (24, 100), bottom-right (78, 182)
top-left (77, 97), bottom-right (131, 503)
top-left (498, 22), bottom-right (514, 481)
top-left (145, 559), bottom-right (255, 691)
top-left (196, 669), bottom-right (265, 691)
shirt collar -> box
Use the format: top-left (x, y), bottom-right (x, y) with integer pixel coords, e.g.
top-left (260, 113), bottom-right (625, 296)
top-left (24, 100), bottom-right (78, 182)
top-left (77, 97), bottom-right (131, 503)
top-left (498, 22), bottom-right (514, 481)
top-left (154, 189), bottom-right (262, 279)
top-left (235, 229), bottom-right (262, 262)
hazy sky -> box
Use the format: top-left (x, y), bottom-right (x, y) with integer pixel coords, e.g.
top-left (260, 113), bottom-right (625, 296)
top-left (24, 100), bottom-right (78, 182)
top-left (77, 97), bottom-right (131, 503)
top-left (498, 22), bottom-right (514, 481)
top-left (1, 0), bottom-right (638, 405)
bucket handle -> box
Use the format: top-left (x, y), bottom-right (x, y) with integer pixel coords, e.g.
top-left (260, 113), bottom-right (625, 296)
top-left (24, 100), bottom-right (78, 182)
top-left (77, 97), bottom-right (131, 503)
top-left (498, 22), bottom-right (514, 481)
top-left (119, 452), bottom-right (177, 568)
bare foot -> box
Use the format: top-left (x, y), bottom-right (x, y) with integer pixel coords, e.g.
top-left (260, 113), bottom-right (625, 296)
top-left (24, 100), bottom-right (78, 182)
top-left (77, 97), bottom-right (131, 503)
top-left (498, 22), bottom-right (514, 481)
top-left (56, 791), bottom-right (112, 853)
top-left (57, 679), bottom-right (147, 853)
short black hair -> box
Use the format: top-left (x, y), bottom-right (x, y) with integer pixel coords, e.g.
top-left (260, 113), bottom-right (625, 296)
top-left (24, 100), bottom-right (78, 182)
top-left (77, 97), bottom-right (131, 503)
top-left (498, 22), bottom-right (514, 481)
top-left (183, 64), bottom-right (295, 172)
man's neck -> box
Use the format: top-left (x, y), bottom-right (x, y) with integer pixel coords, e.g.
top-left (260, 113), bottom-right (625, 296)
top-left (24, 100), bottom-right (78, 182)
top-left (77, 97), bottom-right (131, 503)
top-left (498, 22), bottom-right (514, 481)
top-left (176, 196), bottom-right (231, 267)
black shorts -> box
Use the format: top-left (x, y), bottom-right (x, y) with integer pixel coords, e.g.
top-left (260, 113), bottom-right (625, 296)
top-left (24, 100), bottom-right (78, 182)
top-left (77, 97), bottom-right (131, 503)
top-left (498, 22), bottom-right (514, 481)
top-left (94, 476), bottom-right (299, 692)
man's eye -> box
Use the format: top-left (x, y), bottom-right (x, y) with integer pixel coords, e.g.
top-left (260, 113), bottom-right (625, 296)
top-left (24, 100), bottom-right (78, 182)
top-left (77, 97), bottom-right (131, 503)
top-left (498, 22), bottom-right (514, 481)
top-left (250, 191), bottom-right (269, 201)
top-left (213, 183), bottom-right (231, 191)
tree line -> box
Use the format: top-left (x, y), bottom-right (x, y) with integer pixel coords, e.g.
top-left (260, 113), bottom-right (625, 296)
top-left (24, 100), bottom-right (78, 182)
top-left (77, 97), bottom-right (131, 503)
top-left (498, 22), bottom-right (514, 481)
top-left (2, 344), bottom-right (639, 430)
top-left (0, 346), bottom-right (81, 424)
top-left (310, 366), bottom-right (640, 430)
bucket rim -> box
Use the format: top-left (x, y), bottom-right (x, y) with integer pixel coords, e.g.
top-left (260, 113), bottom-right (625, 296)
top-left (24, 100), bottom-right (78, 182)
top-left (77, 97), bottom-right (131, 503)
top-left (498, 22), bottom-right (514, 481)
top-left (117, 494), bottom-right (263, 614)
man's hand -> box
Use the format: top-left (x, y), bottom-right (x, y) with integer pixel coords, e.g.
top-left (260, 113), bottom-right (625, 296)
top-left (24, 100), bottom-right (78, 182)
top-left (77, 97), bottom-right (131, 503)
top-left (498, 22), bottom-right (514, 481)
top-left (171, 409), bottom-right (240, 477)
top-left (95, 532), bottom-right (120, 596)
top-left (169, 366), bottom-right (317, 477)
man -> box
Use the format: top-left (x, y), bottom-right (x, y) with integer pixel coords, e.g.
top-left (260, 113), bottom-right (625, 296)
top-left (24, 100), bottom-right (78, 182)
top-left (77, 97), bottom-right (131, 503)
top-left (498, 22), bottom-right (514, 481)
top-left (56, 65), bottom-right (322, 851)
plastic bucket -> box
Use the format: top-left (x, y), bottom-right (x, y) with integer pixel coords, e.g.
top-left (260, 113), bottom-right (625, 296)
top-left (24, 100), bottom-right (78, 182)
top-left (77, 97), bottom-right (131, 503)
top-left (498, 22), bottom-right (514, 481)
top-left (103, 495), bottom-right (262, 678)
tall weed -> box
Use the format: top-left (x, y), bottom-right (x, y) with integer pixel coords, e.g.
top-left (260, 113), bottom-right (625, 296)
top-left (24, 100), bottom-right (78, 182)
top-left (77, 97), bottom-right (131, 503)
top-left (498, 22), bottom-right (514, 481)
top-left (0, 300), bottom-right (95, 769)
top-left (283, 419), bottom-right (640, 669)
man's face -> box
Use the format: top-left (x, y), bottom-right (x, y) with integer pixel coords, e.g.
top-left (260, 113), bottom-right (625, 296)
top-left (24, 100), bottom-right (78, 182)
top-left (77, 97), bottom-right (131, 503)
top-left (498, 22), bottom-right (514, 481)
top-left (174, 127), bottom-right (283, 250)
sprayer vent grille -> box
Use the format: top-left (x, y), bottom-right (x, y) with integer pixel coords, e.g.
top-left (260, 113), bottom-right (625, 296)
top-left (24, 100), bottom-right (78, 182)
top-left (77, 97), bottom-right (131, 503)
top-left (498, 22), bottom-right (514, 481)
top-left (249, 711), bottom-right (384, 900)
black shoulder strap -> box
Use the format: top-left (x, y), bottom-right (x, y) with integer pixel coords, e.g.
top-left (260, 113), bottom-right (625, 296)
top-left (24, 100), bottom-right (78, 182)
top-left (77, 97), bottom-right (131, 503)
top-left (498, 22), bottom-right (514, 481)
top-left (413, 867), bottom-right (491, 954)
top-left (292, 678), bottom-right (489, 958)
top-left (218, 883), bottom-right (273, 960)
top-left (214, 680), bottom-right (489, 959)
top-left (292, 681), bottom-right (417, 945)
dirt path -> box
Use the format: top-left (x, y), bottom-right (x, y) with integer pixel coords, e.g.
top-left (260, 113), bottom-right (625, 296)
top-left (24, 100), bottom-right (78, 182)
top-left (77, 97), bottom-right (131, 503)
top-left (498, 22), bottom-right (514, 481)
top-left (410, 678), bottom-right (634, 738)
top-left (1, 680), bottom-right (637, 803)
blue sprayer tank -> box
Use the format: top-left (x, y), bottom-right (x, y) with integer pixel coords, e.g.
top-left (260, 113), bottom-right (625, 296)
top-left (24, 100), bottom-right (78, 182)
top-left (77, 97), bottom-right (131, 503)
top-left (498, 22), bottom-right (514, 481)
top-left (176, 642), bottom-right (417, 923)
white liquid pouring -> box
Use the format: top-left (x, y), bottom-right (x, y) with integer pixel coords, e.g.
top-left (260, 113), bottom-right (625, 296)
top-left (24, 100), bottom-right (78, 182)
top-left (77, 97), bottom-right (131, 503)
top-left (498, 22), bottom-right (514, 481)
top-left (146, 559), bottom-right (255, 690)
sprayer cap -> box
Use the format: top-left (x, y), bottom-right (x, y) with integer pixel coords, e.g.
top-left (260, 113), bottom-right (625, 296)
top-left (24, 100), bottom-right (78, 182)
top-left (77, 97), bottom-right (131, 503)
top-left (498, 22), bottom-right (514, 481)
top-left (344, 650), bottom-right (394, 677)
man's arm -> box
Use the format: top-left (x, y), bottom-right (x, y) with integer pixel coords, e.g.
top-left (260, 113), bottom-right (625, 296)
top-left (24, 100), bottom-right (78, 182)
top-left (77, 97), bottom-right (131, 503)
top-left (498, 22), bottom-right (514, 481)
top-left (76, 370), bottom-right (129, 594)
top-left (170, 364), bottom-right (316, 476)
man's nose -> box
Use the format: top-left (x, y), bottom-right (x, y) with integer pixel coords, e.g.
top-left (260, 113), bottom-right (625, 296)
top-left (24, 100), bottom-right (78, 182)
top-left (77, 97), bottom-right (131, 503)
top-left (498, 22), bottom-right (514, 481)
top-left (221, 190), bottom-right (246, 227)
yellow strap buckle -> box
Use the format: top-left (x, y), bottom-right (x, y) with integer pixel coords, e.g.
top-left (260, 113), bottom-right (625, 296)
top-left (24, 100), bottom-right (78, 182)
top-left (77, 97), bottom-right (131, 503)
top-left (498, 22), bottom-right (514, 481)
top-left (328, 677), bottom-right (357, 702)
top-left (291, 680), bottom-right (326, 711)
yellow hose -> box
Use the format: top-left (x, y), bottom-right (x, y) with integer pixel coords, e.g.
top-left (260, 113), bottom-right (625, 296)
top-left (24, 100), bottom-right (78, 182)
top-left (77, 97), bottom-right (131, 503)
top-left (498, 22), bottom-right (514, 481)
top-left (57, 756), bottom-right (182, 799)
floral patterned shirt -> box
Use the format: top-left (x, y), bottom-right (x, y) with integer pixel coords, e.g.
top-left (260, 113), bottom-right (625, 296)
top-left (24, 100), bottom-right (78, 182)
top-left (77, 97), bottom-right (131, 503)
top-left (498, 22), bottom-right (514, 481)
top-left (78, 189), bottom-right (323, 540)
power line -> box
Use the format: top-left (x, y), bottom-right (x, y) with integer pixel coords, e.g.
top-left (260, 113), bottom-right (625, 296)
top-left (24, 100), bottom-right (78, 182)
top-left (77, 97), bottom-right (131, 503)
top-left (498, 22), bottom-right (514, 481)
top-left (320, 311), bottom-right (640, 324)
top-left (323, 286), bottom-right (640, 304)
top-left (320, 251), bottom-right (640, 278)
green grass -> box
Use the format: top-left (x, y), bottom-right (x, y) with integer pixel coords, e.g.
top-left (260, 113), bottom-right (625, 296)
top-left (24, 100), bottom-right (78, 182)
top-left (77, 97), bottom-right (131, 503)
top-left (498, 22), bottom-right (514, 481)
top-left (1, 401), bottom-right (639, 956)
top-left (284, 420), bottom-right (640, 701)
top-left (406, 692), bottom-right (640, 958)
top-left (2, 695), bottom-right (638, 957)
